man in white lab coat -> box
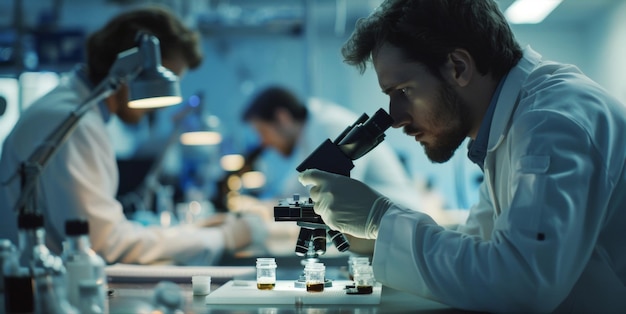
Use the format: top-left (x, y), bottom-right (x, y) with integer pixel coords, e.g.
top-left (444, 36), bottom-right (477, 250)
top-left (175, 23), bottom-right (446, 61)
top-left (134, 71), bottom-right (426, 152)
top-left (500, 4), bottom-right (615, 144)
top-left (299, 0), bottom-right (626, 312)
top-left (0, 7), bottom-right (254, 265)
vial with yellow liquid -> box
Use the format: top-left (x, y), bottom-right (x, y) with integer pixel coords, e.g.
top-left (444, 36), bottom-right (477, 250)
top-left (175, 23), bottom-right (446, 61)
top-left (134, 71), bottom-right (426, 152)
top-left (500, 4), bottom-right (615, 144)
top-left (256, 258), bottom-right (277, 290)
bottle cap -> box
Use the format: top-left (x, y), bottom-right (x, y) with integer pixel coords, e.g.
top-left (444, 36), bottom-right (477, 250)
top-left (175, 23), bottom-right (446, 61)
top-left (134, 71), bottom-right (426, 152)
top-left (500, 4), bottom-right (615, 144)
top-left (65, 219), bottom-right (89, 236)
top-left (17, 213), bottom-right (44, 229)
top-left (256, 257), bottom-right (277, 267)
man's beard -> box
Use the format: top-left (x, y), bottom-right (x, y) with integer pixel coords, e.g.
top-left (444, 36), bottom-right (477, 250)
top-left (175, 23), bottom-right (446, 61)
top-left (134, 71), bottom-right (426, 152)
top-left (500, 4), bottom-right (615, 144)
top-left (422, 83), bottom-right (471, 163)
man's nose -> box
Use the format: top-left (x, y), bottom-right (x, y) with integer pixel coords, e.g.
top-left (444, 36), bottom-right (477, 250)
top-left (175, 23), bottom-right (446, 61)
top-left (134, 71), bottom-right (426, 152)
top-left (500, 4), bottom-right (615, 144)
top-left (389, 105), bottom-right (409, 129)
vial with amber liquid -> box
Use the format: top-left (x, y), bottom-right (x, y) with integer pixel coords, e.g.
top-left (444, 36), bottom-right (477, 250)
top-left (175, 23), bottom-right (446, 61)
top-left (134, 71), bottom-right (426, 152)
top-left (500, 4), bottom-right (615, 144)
top-left (304, 262), bottom-right (325, 293)
top-left (256, 258), bottom-right (277, 290)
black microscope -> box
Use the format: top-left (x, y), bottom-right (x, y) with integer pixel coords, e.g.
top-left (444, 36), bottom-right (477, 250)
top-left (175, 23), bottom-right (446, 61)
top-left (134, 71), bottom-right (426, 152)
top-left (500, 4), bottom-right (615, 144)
top-left (273, 108), bottom-right (394, 259)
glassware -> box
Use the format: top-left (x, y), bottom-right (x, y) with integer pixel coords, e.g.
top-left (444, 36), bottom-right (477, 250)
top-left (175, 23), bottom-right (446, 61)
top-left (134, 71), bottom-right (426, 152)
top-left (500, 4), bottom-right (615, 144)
top-left (348, 256), bottom-right (370, 280)
top-left (256, 257), bottom-right (277, 290)
top-left (352, 264), bottom-right (375, 294)
top-left (304, 262), bottom-right (325, 293)
top-left (5, 213), bottom-right (76, 314)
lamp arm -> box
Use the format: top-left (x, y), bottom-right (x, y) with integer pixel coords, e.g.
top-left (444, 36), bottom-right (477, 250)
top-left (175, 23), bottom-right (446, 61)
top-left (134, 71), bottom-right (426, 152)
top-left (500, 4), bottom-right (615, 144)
top-left (136, 101), bottom-right (201, 210)
top-left (10, 46), bottom-right (146, 214)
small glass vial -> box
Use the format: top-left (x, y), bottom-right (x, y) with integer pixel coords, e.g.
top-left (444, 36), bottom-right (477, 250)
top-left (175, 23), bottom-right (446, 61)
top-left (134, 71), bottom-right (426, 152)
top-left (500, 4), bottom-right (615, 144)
top-left (304, 262), bottom-right (325, 293)
top-left (353, 264), bottom-right (375, 294)
top-left (348, 256), bottom-right (370, 280)
top-left (256, 258), bottom-right (277, 290)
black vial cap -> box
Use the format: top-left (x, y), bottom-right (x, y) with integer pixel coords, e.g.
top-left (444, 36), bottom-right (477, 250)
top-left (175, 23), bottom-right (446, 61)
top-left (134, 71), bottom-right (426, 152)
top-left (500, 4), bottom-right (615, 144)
top-left (65, 219), bottom-right (89, 236)
top-left (17, 213), bottom-right (44, 229)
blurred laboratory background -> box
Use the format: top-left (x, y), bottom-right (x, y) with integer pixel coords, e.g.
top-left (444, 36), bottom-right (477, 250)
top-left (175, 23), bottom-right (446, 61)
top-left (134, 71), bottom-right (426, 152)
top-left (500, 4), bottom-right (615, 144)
top-left (0, 0), bottom-right (625, 219)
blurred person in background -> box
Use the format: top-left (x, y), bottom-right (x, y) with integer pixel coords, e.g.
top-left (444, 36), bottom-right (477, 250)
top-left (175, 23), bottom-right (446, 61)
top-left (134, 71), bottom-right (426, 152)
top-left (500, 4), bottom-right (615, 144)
top-left (0, 6), bottom-right (258, 266)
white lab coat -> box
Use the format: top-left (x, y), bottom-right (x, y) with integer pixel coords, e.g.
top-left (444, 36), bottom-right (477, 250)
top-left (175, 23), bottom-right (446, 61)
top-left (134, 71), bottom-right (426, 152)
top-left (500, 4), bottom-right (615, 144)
top-left (373, 47), bottom-right (626, 312)
top-left (262, 98), bottom-right (421, 209)
top-left (0, 69), bottom-right (226, 265)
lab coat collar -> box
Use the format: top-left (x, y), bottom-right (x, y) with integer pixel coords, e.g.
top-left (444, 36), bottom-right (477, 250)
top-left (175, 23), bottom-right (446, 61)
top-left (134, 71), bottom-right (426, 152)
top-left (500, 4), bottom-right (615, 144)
top-left (486, 46), bottom-right (542, 153)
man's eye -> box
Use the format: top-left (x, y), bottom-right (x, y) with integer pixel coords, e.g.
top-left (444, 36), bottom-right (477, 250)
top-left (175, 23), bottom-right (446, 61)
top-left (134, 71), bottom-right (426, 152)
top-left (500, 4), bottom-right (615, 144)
top-left (401, 87), bottom-right (410, 96)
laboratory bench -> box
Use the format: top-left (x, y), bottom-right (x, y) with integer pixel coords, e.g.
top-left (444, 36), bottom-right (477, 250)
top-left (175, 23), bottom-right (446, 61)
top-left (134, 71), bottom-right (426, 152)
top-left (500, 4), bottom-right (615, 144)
top-left (105, 261), bottom-right (476, 314)
top-left (1, 262), bottom-right (476, 313)
top-left (107, 280), bottom-right (465, 313)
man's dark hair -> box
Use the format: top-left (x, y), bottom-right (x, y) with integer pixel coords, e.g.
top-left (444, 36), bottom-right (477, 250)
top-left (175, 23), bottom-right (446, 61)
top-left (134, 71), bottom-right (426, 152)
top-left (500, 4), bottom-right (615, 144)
top-left (242, 86), bottom-right (308, 122)
top-left (342, 0), bottom-right (523, 80)
top-left (86, 6), bottom-right (203, 85)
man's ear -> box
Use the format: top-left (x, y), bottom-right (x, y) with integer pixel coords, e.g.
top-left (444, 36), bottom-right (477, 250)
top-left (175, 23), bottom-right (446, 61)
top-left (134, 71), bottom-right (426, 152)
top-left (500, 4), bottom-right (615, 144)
top-left (274, 108), bottom-right (292, 125)
top-left (441, 49), bottom-right (473, 87)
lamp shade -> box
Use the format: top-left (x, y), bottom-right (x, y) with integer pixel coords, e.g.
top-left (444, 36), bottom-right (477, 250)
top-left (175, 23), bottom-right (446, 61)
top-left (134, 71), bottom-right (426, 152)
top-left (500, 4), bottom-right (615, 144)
top-left (128, 66), bottom-right (182, 108)
top-left (180, 114), bottom-right (222, 146)
top-left (127, 34), bottom-right (182, 108)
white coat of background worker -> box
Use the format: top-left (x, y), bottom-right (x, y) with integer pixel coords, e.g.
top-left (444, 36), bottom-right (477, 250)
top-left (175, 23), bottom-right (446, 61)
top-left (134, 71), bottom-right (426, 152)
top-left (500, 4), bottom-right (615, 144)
top-left (299, 0), bottom-right (626, 312)
top-left (0, 6), bottom-right (258, 266)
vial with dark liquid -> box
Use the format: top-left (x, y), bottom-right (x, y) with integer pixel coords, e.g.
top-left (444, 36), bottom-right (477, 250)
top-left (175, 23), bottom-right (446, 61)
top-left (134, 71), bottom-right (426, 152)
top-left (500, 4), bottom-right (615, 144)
top-left (356, 285), bottom-right (373, 294)
top-left (304, 262), bottom-right (325, 293)
top-left (353, 264), bottom-right (374, 295)
top-left (306, 282), bottom-right (325, 292)
top-left (256, 258), bottom-right (277, 290)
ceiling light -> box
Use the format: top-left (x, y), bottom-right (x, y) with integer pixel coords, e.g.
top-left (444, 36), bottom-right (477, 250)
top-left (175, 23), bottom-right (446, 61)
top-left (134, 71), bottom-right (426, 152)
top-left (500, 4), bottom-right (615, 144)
top-left (504, 0), bottom-right (563, 24)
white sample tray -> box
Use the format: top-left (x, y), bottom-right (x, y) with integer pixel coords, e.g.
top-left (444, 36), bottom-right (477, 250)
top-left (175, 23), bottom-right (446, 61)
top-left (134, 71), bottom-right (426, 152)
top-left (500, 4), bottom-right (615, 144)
top-left (206, 280), bottom-right (382, 305)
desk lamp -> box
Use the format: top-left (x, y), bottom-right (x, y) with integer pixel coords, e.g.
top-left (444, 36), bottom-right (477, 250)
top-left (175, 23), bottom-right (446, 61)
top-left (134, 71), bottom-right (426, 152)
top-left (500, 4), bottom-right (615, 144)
top-left (179, 93), bottom-right (222, 146)
top-left (119, 92), bottom-right (224, 215)
top-left (10, 32), bottom-right (182, 216)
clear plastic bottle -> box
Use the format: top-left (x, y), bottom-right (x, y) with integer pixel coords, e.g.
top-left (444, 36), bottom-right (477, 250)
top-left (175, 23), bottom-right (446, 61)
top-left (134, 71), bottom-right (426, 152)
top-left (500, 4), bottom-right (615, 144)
top-left (62, 219), bottom-right (107, 314)
top-left (33, 256), bottom-right (79, 314)
top-left (256, 257), bottom-right (277, 290)
top-left (4, 213), bottom-right (76, 314)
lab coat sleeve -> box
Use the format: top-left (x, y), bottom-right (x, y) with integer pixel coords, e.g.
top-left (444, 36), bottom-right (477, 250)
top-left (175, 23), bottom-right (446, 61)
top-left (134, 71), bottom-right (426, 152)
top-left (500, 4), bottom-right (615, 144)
top-left (43, 113), bottom-right (225, 265)
top-left (372, 110), bottom-right (607, 312)
top-left (455, 179), bottom-right (494, 238)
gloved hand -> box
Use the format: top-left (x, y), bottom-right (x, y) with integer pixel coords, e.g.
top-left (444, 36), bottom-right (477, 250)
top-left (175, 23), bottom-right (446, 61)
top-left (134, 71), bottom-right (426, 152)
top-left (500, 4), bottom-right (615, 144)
top-left (298, 169), bottom-right (394, 239)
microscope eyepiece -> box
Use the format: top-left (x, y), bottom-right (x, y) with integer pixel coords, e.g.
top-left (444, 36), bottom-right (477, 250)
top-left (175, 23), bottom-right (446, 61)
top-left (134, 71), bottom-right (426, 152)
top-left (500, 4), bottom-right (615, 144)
top-left (337, 108), bottom-right (393, 160)
top-left (362, 108), bottom-right (393, 137)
